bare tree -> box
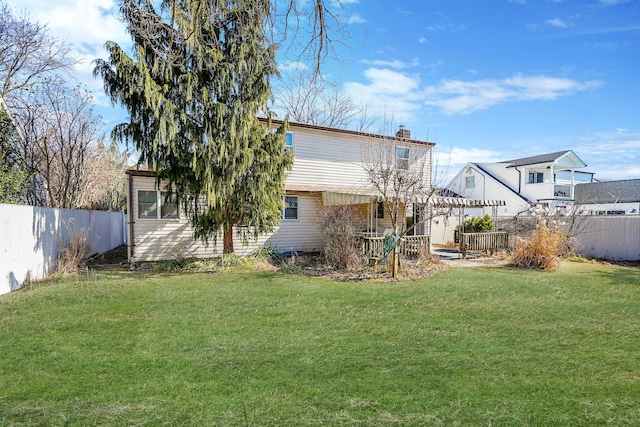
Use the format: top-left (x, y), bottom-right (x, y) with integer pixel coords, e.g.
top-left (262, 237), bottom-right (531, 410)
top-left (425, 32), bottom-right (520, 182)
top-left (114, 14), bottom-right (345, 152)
top-left (78, 140), bottom-right (129, 211)
top-left (12, 79), bottom-right (102, 208)
top-left (0, 2), bottom-right (128, 210)
top-left (361, 132), bottom-right (435, 277)
top-left (273, 69), bottom-right (358, 128)
top-left (0, 2), bottom-right (77, 108)
top-left (116, 0), bottom-right (348, 77)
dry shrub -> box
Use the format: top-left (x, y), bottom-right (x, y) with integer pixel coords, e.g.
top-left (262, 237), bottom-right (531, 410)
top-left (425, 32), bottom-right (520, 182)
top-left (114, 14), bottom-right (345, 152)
top-left (58, 233), bottom-right (92, 274)
top-left (417, 250), bottom-right (443, 266)
top-left (510, 225), bottom-right (571, 270)
top-left (316, 205), bottom-right (364, 269)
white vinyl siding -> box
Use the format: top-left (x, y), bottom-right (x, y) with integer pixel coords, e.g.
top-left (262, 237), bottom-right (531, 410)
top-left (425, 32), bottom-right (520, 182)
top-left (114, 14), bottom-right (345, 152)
top-left (266, 194), bottom-right (323, 253)
top-left (129, 124), bottom-right (433, 261)
top-left (285, 128), bottom-right (432, 189)
top-left (130, 176), bottom-right (269, 261)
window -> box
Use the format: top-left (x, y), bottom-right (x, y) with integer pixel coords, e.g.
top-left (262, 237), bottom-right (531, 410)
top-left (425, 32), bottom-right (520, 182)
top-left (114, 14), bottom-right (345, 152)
top-left (138, 191), bottom-right (157, 219)
top-left (160, 192), bottom-right (178, 219)
top-left (283, 196), bottom-right (298, 220)
top-left (284, 132), bottom-right (293, 151)
top-left (528, 172), bottom-right (544, 184)
top-left (376, 201), bottom-right (385, 219)
top-left (465, 176), bottom-right (475, 188)
top-left (138, 190), bottom-right (179, 219)
top-left (396, 146), bottom-right (409, 170)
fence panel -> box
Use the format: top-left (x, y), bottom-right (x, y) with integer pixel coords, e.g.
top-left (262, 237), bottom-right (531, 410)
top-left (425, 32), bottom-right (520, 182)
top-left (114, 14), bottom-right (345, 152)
top-left (573, 216), bottom-right (640, 261)
top-left (1, 204), bottom-right (126, 295)
top-left (459, 232), bottom-right (509, 259)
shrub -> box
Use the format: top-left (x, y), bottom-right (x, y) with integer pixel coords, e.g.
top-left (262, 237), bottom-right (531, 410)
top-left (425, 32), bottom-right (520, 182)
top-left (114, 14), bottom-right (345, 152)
top-left (316, 205), bottom-right (364, 269)
top-left (462, 214), bottom-right (493, 232)
top-left (510, 225), bottom-right (571, 270)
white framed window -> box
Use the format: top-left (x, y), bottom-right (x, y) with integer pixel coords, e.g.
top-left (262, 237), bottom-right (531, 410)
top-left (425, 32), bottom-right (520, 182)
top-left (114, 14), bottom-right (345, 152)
top-left (138, 190), bottom-right (179, 219)
top-left (284, 132), bottom-right (293, 152)
top-left (396, 146), bottom-right (409, 170)
top-left (283, 195), bottom-right (298, 220)
top-left (528, 172), bottom-right (544, 184)
top-left (465, 176), bottom-right (475, 188)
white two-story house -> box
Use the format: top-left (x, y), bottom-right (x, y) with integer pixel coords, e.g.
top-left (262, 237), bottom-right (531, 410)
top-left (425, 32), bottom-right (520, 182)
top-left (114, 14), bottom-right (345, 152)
top-left (126, 119), bottom-right (434, 262)
top-left (445, 150), bottom-right (594, 217)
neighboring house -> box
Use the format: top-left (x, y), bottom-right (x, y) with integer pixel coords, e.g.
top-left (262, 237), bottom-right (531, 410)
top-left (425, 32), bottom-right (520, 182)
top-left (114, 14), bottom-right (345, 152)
top-left (126, 120), bottom-right (434, 262)
top-left (445, 150), bottom-right (593, 217)
top-left (574, 179), bottom-right (640, 215)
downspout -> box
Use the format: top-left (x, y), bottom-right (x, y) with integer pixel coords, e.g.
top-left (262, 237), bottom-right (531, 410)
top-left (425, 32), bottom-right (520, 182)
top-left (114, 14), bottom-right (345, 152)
top-left (514, 166), bottom-right (522, 194)
top-left (127, 172), bottom-right (135, 269)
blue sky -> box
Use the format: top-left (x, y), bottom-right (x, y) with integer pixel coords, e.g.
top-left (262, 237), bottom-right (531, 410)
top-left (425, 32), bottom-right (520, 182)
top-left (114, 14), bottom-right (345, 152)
top-left (6, 0), bottom-right (640, 183)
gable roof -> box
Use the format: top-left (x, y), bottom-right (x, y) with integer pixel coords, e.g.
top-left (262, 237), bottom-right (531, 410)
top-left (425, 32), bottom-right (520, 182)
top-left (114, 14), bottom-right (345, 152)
top-left (258, 117), bottom-right (435, 147)
top-left (474, 163), bottom-right (533, 204)
top-left (501, 150), bottom-right (586, 168)
top-left (575, 179), bottom-right (640, 204)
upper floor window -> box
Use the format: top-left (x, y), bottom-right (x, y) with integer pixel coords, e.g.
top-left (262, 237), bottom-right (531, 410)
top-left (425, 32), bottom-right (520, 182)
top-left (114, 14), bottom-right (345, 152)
top-left (396, 146), bottom-right (409, 170)
top-left (138, 190), bottom-right (178, 219)
top-left (284, 132), bottom-right (293, 152)
top-left (528, 172), bottom-right (544, 184)
top-left (465, 176), bottom-right (475, 188)
top-left (283, 195), bottom-right (298, 220)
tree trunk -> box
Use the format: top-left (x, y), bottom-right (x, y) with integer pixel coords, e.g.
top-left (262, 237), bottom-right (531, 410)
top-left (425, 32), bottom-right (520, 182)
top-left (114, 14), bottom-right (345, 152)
top-left (392, 224), bottom-right (398, 278)
top-left (392, 248), bottom-right (398, 278)
top-left (223, 224), bottom-right (234, 254)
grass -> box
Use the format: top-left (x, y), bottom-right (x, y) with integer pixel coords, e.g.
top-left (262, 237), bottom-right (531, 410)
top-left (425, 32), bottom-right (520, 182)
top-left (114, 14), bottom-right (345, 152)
top-left (1, 263), bottom-right (639, 426)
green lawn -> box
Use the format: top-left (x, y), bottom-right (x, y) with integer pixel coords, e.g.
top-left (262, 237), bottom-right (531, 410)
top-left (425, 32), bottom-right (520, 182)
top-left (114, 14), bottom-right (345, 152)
top-left (1, 263), bottom-right (639, 426)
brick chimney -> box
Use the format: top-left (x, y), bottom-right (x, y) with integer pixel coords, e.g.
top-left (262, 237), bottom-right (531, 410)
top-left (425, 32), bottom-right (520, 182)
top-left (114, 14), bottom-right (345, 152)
top-left (396, 126), bottom-right (410, 139)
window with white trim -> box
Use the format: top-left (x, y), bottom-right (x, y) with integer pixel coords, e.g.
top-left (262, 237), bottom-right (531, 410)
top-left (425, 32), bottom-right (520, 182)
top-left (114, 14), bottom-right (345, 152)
top-left (528, 172), bottom-right (544, 184)
top-left (284, 132), bottom-right (293, 152)
top-left (465, 176), bottom-right (475, 188)
top-left (283, 196), bottom-right (298, 220)
top-left (138, 190), bottom-right (178, 219)
top-left (396, 146), bottom-right (409, 170)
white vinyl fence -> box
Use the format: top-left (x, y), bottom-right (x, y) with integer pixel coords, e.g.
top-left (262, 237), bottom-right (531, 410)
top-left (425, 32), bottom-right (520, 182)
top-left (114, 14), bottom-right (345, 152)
top-left (1, 204), bottom-right (126, 295)
top-left (573, 216), bottom-right (640, 261)
top-left (431, 214), bottom-right (640, 262)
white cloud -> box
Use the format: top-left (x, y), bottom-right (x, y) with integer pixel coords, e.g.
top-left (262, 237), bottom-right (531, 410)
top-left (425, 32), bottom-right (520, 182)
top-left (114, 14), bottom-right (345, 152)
top-left (418, 37), bottom-right (428, 44)
top-left (360, 59), bottom-right (407, 69)
top-left (546, 18), bottom-right (571, 28)
top-left (433, 147), bottom-right (507, 185)
top-left (347, 14), bottom-right (367, 24)
top-left (344, 68), bottom-right (422, 121)
top-left (574, 129), bottom-right (640, 180)
top-left (423, 74), bottom-right (603, 115)
top-left (5, 0), bottom-right (130, 106)
top-left (346, 68), bottom-right (603, 121)
top-left (279, 61), bottom-right (310, 72)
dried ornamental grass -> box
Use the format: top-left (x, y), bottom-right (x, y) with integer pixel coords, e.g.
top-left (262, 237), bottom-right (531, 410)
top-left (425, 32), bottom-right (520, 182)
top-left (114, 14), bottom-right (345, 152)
top-left (510, 225), bottom-right (571, 270)
top-left (57, 234), bottom-right (92, 274)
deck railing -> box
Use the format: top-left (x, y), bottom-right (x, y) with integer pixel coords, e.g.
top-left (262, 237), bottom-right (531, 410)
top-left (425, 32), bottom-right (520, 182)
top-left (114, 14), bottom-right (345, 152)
top-left (360, 235), bottom-right (430, 260)
top-left (459, 232), bottom-right (509, 259)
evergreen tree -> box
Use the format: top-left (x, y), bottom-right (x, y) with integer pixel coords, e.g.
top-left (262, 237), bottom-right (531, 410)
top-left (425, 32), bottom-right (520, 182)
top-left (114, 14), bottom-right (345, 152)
top-left (94, 0), bottom-right (292, 253)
